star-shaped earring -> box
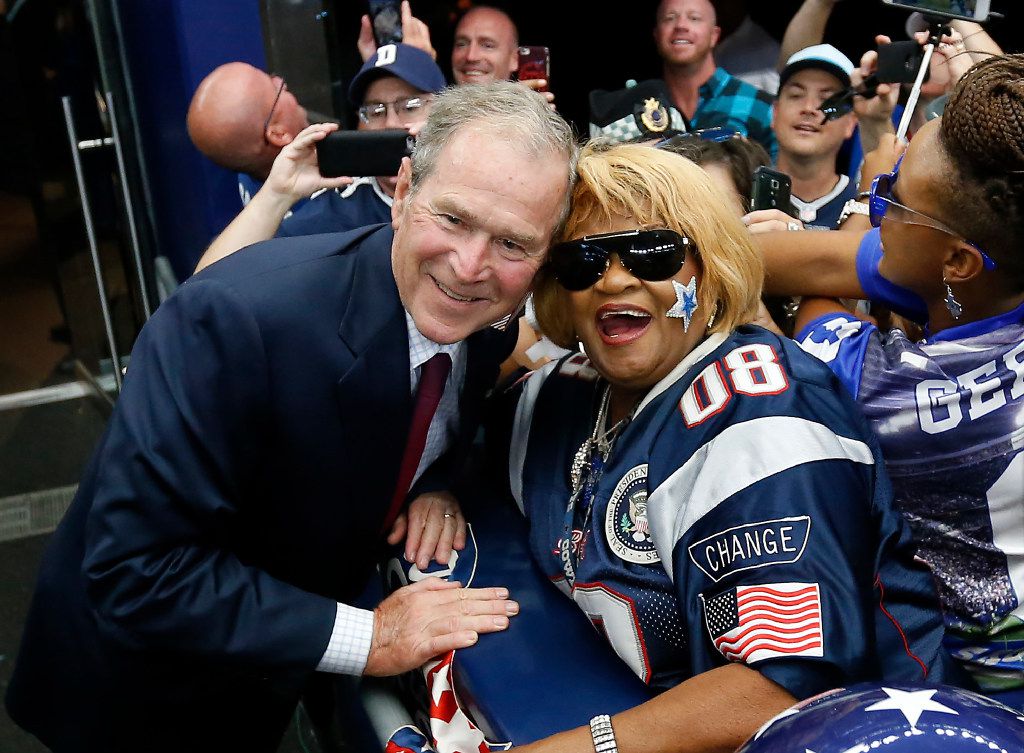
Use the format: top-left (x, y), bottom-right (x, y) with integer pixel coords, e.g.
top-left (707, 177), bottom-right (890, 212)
top-left (666, 276), bottom-right (699, 333)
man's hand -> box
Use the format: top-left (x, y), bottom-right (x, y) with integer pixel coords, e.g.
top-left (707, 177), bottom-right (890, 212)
top-left (519, 78), bottom-right (556, 110)
top-left (743, 209), bottom-right (804, 234)
top-left (387, 491), bottom-right (466, 569)
top-left (852, 35), bottom-right (899, 152)
top-left (265, 122), bottom-right (352, 204)
top-left (358, 1), bottom-right (436, 63)
top-left (364, 578), bottom-right (518, 676)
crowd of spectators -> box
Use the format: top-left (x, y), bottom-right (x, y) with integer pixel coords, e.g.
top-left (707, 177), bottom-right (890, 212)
top-left (181, 0), bottom-right (1024, 738)
top-left (7, 1), bottom-right (1023, 753)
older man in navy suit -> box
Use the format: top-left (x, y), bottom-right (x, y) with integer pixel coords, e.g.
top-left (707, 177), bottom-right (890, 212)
top-left (6, 82), bottom-right (577, 752)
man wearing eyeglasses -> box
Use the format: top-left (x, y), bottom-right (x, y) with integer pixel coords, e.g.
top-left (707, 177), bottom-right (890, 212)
top-left (279, 43), bottom-right (446, 238)
top-left (192, 43), bottom-right (446, 272)
top-left (187, 62), bottom-right (315, 207)
top-left (7, 81), bottom-right (576, 753)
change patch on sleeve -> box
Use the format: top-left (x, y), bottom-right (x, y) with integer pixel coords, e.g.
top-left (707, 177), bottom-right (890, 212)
top-left (687, 516), bottom-right (810, 582)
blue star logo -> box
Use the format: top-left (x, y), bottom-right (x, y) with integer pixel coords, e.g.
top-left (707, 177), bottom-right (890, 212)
top-left (666, 276), bottom-right (699, 332)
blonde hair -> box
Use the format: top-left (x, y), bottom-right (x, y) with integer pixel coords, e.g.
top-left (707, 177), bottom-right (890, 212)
top-left (534, 141), bottom-right (763, 348)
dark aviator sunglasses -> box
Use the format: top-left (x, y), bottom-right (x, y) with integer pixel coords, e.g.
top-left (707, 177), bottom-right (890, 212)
top-left (548, 229), bottom-right (695, 292)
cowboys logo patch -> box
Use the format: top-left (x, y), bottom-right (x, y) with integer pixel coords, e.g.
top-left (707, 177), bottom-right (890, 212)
top-left (605, 464), bottom-right (659, 564)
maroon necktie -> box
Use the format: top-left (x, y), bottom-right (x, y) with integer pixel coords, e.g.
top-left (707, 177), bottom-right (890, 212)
top-left (381, 352), bottom-right (453, 534)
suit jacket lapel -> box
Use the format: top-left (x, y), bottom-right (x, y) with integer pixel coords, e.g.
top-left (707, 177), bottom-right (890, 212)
top-left (335, 227), bottom-right (412, 507)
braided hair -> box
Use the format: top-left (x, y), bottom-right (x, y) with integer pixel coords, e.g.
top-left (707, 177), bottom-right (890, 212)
top-left (938, 54), bottom-right (1024, 286)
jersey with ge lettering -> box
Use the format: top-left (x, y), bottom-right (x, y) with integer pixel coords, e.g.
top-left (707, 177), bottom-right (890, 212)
top-left (797, 231), bottom-right (1024, 692)
top-left (508, 325), bottom-right (956, 701)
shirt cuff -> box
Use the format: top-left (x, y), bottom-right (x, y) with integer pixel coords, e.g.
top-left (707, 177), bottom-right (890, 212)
top-left (316, 602), bottom-right (375, 675)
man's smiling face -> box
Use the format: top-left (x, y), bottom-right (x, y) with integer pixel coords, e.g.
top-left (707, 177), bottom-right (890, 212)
top-left (390, 127), bottom-right (567, 344)
top-left (654, 0), bottom-right (720, 68)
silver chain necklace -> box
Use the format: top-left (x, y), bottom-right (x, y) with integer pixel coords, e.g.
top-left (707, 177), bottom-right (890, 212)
top-left (569, 384), bottom-right (630, 501)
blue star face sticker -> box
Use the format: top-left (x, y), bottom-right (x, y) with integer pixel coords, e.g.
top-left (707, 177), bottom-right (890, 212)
top-left (666, 276), bottom-right (699, 332)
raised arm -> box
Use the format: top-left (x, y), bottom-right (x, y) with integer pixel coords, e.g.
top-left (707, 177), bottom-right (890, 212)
top-left (358, 0), bottom-right (436, 62)
top-left (778, 0), bottom-right (842, 70)
top-left (756, 227), bottom-right (865, 298)
top-left (951, 19), bottom-right (1003, 65)
top-left (194, 123), bottom-right (351, 273)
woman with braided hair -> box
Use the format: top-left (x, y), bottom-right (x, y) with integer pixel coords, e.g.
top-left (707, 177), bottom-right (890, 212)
top-left (757, 54), bottom-right (1024, 707)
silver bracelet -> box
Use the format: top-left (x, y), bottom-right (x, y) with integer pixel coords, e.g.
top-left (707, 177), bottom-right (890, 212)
top-left (590, 714), bottom-right (618, 753)
top-left (838, 197), bottom-right (870, 225)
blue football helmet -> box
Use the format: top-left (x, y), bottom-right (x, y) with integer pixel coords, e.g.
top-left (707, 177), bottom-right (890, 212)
top-left (737, 683), bottom-right (1024, 753)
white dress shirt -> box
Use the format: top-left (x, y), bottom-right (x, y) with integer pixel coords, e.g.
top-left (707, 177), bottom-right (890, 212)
top-left (317, 310), bottom-right (466, 674)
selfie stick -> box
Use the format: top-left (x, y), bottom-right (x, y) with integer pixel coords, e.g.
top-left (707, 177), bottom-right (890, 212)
top-left (895, 16), bottom-right (950, 142)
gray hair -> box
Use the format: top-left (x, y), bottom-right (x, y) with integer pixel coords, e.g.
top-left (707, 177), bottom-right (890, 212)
top-left (410, 81), bottom-right (579, 233)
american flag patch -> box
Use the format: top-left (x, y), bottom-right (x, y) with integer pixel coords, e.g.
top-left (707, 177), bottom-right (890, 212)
top-left (702, 582), bottom-right (823, 663)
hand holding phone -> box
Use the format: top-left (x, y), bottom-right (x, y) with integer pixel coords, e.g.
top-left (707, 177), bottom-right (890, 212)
top-left (750, 166), bottom-right (793, 215)
top-left (368, 0), bottom-right (403, 47)
top-left (517, 46), bottom-right (550, 92)
top-left (316, 129), bottom-right (414, 178)
top-left (875, 40), bottom-right (930, 84)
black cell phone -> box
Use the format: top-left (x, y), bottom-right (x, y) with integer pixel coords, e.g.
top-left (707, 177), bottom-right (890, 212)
top-left (880, 0), bottom-right (990, 23)
top-left (367, 0), bottom-right (402, 47)
top-left (316, 129), bottom-right (414, 178)
top-left (750, 166), bottom-right (793, 214)
top-left (876, 41), bottom-right (930, 85)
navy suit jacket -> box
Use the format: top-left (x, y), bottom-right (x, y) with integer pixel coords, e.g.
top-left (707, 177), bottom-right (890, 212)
top-left (6, 225), bottom-right (516, 752)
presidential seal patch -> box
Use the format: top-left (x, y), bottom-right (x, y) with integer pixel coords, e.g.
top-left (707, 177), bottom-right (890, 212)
top-left (605, 464), bottom-right (659, 564)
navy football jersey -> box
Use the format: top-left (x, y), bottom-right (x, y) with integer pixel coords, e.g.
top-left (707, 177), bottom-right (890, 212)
top-left (789, 174), bottom-right (858, 230)
top-left (798, 231), bottom-right (1024, 692)
top-left (276, 177), bottom-right (392, 238)
top-left (510, 326), bottom-right (957, 700)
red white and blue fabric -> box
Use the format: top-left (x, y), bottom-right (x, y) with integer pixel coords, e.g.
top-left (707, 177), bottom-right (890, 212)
top-left (507, 325), bottom-right (960, 701)
top-left (703, 582), bottom-right (823, 663)
top-left (383, 527), bottom-right (512, 753)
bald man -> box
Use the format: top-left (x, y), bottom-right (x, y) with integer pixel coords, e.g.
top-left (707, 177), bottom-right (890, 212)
top-left (451, 6), bottom-right (519, 86)
top-left (187, 62), bottom-right (309, 184)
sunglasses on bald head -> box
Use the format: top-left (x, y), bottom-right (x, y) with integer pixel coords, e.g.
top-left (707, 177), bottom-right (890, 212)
top-left (548, 229), bottom-right (695, 292)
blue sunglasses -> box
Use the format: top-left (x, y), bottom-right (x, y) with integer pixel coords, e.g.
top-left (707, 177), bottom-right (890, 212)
top-left (869, 155), bottom-right (996, 271)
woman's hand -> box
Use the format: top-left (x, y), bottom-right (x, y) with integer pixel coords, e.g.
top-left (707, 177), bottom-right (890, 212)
top-left (388, 491), bottom-right (467, 569)
top-left (264, 122), bottom-right (352, 204)
top-left (743, 209), bottom-right (804, 235)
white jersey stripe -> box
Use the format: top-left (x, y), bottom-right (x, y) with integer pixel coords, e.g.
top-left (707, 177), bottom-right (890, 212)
top-left (509, 361), bottom-right (559, 513)
top-left (649, 416), bottom-right (874, 580)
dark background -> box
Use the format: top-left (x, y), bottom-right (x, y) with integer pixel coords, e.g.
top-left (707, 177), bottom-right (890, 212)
top-left (328, 0), bottom-right (1023, 137)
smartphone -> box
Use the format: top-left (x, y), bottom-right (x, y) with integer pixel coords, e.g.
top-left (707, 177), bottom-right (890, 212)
top-left (875, 40), bottom-right (930, 84)
top-left (367, 0), bottom-right (402, 47)
top-left (316, 129), bottom-right (414, 177)
top-left (750, 166), bottom-right (793, 214)
top-left (879, 0), bottom-right (990, 23)
top-left (517, 46), bottom-right (550, 91)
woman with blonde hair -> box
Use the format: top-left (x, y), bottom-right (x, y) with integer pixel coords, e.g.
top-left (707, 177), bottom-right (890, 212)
top-left (502, 141), bottom-right (959, 752)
